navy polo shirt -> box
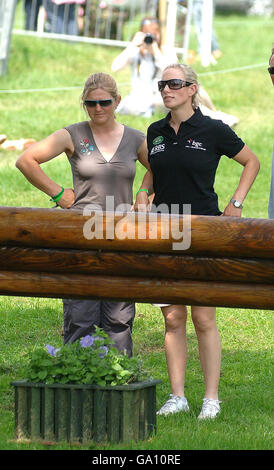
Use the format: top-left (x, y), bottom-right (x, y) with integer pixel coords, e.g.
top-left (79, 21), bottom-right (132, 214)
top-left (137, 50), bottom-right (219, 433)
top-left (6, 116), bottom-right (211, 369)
top-left (148, 107), bottom-right (245, 215)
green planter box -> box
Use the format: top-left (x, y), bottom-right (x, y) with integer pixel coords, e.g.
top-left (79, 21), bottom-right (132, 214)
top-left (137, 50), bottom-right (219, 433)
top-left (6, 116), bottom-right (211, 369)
top-left (11, 379), bottom-right (161, 444)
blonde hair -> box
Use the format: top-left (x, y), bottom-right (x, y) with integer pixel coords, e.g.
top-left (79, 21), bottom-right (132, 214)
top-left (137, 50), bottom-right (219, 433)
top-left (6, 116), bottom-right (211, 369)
top-left (81, 72), bottom-right (119, 106)
top-left (163, 63), bottom-right (200, 109)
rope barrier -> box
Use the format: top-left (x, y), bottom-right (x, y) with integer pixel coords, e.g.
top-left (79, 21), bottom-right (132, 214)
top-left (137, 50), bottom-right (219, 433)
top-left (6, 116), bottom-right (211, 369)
top-left (0, 62), bottom-right (268, 95)
top-left (199, 62), bottom-right (268, 76)
top-left (0, 85), bottom-right (82, 94)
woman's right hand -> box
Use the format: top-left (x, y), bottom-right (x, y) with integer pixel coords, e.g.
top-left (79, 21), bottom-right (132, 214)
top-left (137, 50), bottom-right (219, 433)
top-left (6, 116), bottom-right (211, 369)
top-left (132, 31), bottom-right (145, 47)
top-left (133, 191), bottom-right (150, 212)
top-left (57, 188), bottom-right (75, 209)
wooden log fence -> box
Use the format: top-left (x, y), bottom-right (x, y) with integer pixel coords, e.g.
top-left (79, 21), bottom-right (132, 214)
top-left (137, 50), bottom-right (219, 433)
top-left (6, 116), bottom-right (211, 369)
top-left (0, 206), bottom-right (273, 309)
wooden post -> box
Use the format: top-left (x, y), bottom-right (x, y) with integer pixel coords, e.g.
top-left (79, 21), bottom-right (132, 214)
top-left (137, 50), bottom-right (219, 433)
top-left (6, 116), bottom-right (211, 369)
top-left (165, 0), bottom-right (177, 49)
top-left (43, 387), bottom-right (55, 441)
top-left (200, 0), bottom-right (213, 66)
top-left (182, 0), bottom-right (193, 62)
top-left (16, 386), bottom-right (29, 440)
top-left (30, 388), bottom-right (41, 440)
top-left (158, 0), bottom-right (167, 46)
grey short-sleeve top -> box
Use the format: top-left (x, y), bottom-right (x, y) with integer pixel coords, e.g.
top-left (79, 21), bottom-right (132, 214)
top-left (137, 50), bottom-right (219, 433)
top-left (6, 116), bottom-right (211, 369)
top-left (65, 121), bottom-right (145, 211)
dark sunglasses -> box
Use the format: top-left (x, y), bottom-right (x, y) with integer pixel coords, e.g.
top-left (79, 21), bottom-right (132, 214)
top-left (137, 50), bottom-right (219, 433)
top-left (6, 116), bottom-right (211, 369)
top-left (84, 99), bottom-right (113, 108)
top-left (158, 79), bottom-right (193, 92)
top-left (268, 66), bottom-right (274, 74)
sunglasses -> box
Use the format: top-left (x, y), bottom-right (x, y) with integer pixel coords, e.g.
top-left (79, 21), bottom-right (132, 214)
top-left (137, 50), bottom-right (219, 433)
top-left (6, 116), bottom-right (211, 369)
top-left (84, 99), bottom-right (113, 108)
top-left (158, 78), bottom-right (193, 92)
top-left (268, 66), bottom-right (274, 74)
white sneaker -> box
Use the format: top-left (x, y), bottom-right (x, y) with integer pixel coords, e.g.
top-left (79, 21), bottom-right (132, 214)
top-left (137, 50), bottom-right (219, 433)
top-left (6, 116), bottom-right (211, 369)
top-left (198, 398), bottom-right (221, 420)
top-left (157, 394), bottom-right (189, 416)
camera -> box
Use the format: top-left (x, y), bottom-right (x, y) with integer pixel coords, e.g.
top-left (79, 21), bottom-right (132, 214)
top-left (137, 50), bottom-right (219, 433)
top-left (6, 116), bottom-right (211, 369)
top-left (144, 33), bottom-right (155, 44)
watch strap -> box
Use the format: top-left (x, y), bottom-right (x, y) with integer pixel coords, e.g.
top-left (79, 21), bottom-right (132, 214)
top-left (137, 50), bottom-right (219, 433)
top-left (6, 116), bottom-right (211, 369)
top-left (230, 199), bottom-right (243, 209)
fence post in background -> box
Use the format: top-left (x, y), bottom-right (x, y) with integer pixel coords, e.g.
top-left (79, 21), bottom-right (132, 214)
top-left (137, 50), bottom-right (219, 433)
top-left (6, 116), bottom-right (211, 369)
top-left (165, 0), bottom-right (177, 49)
top-left (0, 0), bottom-right (17, 76)
top-left (158, 0), bottom-right (167, 45)
top-left (182, 0), bottom-right (193, 62)
top-left (200, 0), bottom-right (213, 66)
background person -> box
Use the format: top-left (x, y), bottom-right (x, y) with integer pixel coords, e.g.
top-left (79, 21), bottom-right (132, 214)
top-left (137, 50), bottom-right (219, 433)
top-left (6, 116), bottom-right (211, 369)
top-left (45, 0), bottom-right (85, 35)
top-left (16, 72), bottom-right (148, 356)
top-left (24, 0), bottom-right (43, 31)
top-left (134, 63), bottom-right (260, 419)
top-left (112, 16), bottom-right (237, 126)
top-left (111, 17), bottom-right (177, 117)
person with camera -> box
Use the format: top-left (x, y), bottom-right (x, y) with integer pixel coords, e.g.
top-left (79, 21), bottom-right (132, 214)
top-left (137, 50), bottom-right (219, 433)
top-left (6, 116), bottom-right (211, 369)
top-left (112, 17), bottom-right (177, 117)
top-left (112, 16), bottom-right (238, 127)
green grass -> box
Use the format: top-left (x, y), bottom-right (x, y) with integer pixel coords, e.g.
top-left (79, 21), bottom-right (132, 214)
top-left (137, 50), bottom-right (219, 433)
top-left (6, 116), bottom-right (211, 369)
top-left (0, 12), bottom-right (273, 451)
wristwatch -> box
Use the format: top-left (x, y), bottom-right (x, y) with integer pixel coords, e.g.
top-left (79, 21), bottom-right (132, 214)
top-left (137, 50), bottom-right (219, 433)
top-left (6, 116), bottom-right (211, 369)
top-left (230, 199), bottom-right (243, 209)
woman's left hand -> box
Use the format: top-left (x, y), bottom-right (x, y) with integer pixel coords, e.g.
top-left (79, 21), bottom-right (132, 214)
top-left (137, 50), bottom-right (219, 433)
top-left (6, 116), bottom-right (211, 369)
top-left (221, 145), bottom-right (260, 218)
top-left (57, 188), bottom-right (75, 209)
top-left (221, 202), bottom-right (242, 217)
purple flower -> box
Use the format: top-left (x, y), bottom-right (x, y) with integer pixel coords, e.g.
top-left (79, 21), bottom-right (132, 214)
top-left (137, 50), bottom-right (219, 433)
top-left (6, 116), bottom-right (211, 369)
top-left (98, 346), bottom-right (108, 358)
top-left (80, 335), bottom-right (94, 348)
top-left (46, 345), bottom-right (56, 357)
top-left (93, 336), bottom-right (104, 342)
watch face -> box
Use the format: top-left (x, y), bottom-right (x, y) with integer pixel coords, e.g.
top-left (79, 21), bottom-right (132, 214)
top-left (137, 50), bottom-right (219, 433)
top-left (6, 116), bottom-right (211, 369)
top-left (234, 201), bottom-right (241, 207)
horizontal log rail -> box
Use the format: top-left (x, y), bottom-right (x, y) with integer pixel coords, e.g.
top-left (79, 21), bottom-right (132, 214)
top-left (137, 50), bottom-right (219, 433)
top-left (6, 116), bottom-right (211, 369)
top-left (0, 271), bottom-right (273, 310)
top-left (1, 246), bottom-right (274, 284)
top-left (0, 206), bottom-right (273, 309)
top-left (0, 206), bottom-right (273, 257)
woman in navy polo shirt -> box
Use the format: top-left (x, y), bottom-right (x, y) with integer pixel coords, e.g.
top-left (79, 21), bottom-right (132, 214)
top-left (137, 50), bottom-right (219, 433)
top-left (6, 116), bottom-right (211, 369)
top-left (134, 63), bottom-right (260, 419)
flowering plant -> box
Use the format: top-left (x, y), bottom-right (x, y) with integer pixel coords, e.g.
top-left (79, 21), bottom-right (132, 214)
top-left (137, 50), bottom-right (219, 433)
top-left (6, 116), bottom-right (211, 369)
top-left (24, 327), bottom-right (147, 387)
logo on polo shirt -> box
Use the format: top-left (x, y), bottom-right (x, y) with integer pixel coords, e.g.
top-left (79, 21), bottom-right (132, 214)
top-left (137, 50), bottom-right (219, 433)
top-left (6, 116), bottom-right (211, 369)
top-left (79, 138), bottom-right (95, 155)
top-left (153, 136), bottom-right (164, 145)
top-left (150, 143), bottom-right (165, 155)
top-left (185, 138), bottom-right (206, 151)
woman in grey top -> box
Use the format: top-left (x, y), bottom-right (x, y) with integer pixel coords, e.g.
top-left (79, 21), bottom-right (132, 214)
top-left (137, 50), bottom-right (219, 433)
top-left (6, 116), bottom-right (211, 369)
top-left (16, 72), bottom-right (148, 356)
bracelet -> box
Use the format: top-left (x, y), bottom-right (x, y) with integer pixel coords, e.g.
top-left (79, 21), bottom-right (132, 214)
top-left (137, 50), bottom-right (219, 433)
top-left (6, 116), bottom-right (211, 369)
top-left (50, 187), bottom-right (64, 203)
top-left (136, 188), bottom-right (149, 196)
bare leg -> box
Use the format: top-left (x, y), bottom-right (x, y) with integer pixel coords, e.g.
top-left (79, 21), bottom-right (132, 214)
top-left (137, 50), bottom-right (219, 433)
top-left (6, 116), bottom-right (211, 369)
top-left (161, 305), bottom-right (188, 397)
top-left (191, 306), bottom-right (221, 400)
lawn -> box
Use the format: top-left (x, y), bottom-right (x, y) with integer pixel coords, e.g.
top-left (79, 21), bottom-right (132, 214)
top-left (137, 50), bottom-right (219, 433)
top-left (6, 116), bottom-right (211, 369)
top-left (0, 11), bottom-right (273, 452)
